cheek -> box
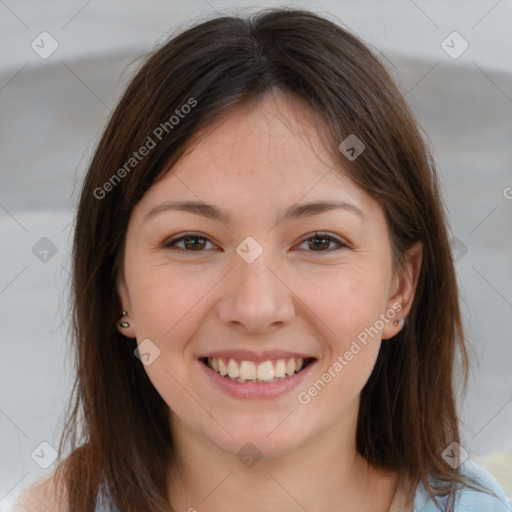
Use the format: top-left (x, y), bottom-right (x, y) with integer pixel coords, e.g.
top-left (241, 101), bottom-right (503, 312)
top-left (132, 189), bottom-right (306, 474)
top-left (129, 265), bottom-right (225, 368)
top-left (128, 268), bottom-right (216, 414)
top-left (298, 270), bottom-right (387, 398)
top-left (303, 268), bottom-right (389, 341)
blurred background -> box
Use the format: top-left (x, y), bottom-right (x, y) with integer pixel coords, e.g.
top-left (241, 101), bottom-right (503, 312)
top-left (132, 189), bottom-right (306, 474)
top-left (1, 0), bottom-right (511, 509)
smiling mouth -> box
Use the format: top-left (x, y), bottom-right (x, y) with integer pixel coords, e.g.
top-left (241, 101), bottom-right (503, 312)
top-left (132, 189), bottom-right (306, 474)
top-left (200, 356), bottom-right (316, 384)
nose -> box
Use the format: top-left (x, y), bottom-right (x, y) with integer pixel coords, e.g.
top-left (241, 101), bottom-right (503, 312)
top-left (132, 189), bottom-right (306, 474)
top-left (215, 248), bottom-right (296, 333)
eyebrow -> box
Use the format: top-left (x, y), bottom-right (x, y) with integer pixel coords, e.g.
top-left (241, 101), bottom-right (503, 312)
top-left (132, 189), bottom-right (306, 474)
top-left (144, 199), bottom-right (365, 224)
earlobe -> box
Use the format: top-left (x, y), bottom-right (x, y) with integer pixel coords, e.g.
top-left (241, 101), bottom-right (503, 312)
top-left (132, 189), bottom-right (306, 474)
top-left (116, 309), bottom-right (136, 338)
top-left (117, 310), bottom-right (136, 337)
top-left (119, 311), bottom-right (130, 328)
top-left (116, 273), bottom-right (136, 338)
top-left (382, 241), bottom-right (423, 340)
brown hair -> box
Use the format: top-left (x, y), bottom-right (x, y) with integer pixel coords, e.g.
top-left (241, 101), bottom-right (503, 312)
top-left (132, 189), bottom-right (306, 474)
top-left (53, 7), bottom-right (486, 511)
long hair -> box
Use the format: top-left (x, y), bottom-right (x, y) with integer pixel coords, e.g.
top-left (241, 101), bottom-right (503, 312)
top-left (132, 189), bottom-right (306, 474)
top-left (54, 8), bottom-right (483, 511)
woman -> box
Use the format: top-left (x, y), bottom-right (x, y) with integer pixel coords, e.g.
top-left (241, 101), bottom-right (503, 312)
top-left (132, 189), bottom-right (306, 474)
top-left (14, 8), bottom-right (510, 512)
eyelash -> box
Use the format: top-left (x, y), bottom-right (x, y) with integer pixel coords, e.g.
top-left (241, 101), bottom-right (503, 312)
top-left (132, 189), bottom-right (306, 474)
top-left (163, 231), bottom-right (348, 254)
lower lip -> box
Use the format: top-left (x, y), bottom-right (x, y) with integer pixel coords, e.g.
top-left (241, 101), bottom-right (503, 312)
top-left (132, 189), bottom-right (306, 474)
top-left (198, 358), bottom-right (316, 400)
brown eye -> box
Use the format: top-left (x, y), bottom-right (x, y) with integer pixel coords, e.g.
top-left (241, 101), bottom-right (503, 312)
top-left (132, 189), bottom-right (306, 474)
top-left (297, 232), bottom-right (346, 252)
top-left (307, 236), bottom-right (331, 251)
top-left (164, 233), bottom-right (215, 252)
top-left (182, 236), bottom-right (207, 250)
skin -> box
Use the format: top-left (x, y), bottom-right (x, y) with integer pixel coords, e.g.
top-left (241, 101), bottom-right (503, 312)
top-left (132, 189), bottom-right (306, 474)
top-left (117, 90), bottom-right (422, 512)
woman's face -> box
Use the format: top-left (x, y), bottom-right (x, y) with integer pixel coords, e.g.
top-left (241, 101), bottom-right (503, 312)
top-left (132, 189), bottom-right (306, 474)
top-left (117, 91), bottom-right (420, 460)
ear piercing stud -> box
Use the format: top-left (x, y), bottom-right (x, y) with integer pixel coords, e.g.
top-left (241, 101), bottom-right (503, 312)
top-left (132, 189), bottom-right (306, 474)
top-left (393, 318), bottom-right (405, 327)
top-left (119, 311), bottom-right (130, 328)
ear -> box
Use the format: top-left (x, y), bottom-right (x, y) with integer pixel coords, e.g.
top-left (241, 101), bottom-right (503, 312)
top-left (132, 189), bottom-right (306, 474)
top-left (382, 241), bottom-right (423, 340)
top-left (116, 270), bottom-right (136, 338)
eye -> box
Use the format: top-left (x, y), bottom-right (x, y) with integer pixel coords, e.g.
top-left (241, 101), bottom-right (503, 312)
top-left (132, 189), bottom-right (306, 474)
top-left (163, 232), bottom-right (217, 252)
top-left (163, 231), bottom-right (348, 254)
top-left (296, 232), bottom-right (347, 253)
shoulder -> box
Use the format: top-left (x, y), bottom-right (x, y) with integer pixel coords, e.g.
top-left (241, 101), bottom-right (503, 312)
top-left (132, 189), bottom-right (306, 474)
top-left (11, 472), bottom-right (69, 512)
top-left (455, 459), bottom-right (511, 511)
top-left (414, 459), bottom-right (511, 511)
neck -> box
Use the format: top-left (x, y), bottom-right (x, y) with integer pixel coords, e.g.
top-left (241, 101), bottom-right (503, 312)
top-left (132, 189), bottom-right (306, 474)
top-left (166, 409), bottom-right (399, 512)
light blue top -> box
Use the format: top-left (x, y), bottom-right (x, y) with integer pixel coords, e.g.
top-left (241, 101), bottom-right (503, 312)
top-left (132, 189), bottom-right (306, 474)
top-left (95, 459), bottom-right (511, 511)
top-left (413, 459), bottom-right (511, 511)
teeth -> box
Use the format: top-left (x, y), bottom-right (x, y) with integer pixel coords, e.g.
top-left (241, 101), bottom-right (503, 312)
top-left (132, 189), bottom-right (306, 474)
top-left (227, 359), bottom-right (239, 378)
top-left (274, 359), bottom-right (286, 378)
top-left (257, 360), bottom-right (274, 381)
top-left (206, 357), bottom-right (307, 383)
top-left (218, 358), bottom-right (228, 376)
top-left (286, 358), bottom-right (297, 376)
top-left (239, 360), bottom-right (257, 380)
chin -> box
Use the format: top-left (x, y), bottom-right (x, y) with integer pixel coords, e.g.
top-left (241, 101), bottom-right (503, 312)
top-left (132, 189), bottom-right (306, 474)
top-left (211, 420), bottom-right (307, 460)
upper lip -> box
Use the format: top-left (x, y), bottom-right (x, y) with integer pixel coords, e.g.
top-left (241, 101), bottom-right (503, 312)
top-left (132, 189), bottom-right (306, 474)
top-left (198, 349), bottom-right (316, 363)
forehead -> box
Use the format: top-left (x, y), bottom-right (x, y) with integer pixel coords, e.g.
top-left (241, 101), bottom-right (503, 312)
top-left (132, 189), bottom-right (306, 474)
top-left (134, 91), bottom-right (376, 221)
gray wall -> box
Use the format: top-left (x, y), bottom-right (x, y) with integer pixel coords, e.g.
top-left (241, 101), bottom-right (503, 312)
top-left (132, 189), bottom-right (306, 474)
top-left (1, 1), bottom-right (511, 508)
